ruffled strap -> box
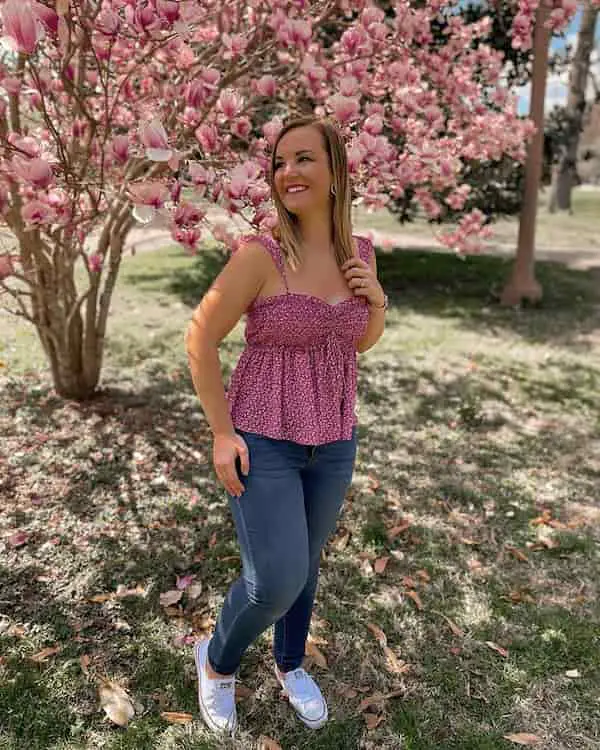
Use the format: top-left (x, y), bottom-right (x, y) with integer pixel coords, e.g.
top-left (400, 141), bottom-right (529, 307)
top-left (238, 233), bottom-right (288, 290)
top-left (355, 235), bottom-right (375, 264)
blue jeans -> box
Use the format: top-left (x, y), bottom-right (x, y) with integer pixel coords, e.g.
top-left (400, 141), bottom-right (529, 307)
top-left (207, 427), bottom-right (357, 675)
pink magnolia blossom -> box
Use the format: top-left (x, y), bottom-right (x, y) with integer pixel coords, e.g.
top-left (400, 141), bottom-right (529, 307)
top-left (87, 253), bottom-right (103, 273)
top-left (173, 203), bottom-right (204, 227)
top-left (12, 157), bottom-right (54, 188)
top-left (172, 226), bottom-right (202, 251)
top-left (139, 119), bottom-right (172, 162)
top-left (194, 123), bottom-right (219, 153)
top-left (31, 1), bottom-right (58, 35)
top-left (218, 90), bottom-right (244, 120)
top-left (255, 75), bottom-right (276, 97)
top-left (21, 199), bottom-right (55, 226)
top-left (329, 95), bottom-right (361, 125)
top-left (1, 0), bottom-right (41, 54)
top-left (95, 9), bottom-right (120, 36)
top-left (109, 135), bottom-right (129, 164)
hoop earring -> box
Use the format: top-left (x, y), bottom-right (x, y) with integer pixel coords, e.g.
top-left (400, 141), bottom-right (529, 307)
top-left (330, 184), bottom-right (337, 197)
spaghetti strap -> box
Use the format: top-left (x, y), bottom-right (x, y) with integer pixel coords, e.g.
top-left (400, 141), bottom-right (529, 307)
top-left (239, 234), bottom-right (289, 292)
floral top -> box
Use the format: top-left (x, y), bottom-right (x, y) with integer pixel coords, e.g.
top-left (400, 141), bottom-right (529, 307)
top-left (226, 233), bottom-right (373, 445)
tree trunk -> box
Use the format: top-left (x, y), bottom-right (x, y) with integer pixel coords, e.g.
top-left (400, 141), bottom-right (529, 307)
top-left (548, 2), bottom-right (598, 213)
top-left (21, 210), bottom-right (134, 400)
top-left (501, 1), bottom-right (550, 307)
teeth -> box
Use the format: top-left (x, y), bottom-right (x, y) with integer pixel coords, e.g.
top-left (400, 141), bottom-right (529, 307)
top-left (287, 186), bottom-right (307, 193)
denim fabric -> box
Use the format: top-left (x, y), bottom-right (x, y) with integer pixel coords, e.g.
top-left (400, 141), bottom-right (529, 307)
top-left (207, 427), bottom-right (357, 675)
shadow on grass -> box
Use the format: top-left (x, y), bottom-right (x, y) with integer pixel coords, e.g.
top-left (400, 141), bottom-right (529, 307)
top-left (124, 246), bottom-right (227, 308)
top-left (124, 243), bottom-right (600, 348)
top-left (375, 247), bottom-right (600, 347)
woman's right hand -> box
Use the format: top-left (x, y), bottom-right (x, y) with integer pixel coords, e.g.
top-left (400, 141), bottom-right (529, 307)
top-left (212, 432), bottom-right (250, 498)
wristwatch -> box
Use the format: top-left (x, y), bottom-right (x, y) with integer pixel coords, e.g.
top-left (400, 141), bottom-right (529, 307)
top-left (370, 293), bottom-right (388, 310)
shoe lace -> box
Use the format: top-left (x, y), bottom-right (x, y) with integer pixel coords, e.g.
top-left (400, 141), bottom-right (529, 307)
top-left (285, 669), bottom-right (317, 702)
top-left (207, 679), bottom-right (235, 712)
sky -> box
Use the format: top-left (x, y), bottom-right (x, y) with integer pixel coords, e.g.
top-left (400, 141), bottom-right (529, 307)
top-left (516, 7), bottom-right (600, 115)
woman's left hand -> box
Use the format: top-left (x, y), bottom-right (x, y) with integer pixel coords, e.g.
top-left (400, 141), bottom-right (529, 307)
top-left (341, 257), bottom-right (385, 308)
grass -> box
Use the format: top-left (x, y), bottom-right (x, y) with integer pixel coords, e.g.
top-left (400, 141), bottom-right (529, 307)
top-left (353, 186), bottom-right (600, 256)
top-left (1, 234), bottom-right (600, 750)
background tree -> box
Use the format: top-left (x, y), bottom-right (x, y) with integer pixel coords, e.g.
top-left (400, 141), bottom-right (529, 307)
top-left (547, 0), bottom-right (599, 211)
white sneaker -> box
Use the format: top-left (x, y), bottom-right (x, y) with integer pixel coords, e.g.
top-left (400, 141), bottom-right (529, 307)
top-left (275, 665), bottom-right (328, 729)
top-left (194, 639), bottom-right (237, 735)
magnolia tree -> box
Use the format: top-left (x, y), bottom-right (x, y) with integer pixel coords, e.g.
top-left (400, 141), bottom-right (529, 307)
top-left (0, 0), bottom-right (582, 399)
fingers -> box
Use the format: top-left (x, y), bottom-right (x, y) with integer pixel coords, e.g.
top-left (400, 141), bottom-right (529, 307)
top-left (216, 462), bottom-right (245, 498)
top-left (341, 258), bottom-right (368, 270)
top-left (236, 439), bottom-right (250, 475)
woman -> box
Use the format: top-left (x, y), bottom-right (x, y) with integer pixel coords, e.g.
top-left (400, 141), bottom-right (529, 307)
top-left (185, 116), bottom-right (387, 736)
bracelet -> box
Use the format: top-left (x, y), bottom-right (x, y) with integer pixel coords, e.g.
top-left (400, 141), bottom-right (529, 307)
top-left (369, 293), bottom-right (388, 310)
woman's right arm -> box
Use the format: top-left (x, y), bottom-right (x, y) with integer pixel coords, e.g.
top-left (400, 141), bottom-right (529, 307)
top-left (184, 241), bottom-right (270, 497)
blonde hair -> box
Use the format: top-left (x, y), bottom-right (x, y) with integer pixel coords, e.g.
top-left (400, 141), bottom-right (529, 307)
top-left (269, 116), bottom-right (354, 271)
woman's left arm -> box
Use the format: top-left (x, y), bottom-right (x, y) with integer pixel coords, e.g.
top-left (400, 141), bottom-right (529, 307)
top-left (342, 251), bottom-right (386, 354)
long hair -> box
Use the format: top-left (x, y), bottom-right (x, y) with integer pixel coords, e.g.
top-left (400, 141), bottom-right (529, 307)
top-left (268, 116), bottom-right (354, 271)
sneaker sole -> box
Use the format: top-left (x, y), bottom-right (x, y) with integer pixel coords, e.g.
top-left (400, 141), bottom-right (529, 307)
top-left (194, 640), bottom-right (237, 736)
top-left (274, 668), bottom-right (328, 730)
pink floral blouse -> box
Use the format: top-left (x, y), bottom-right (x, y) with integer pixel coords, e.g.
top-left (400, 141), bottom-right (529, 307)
top-left (226, 234), bottom-right (373, 445)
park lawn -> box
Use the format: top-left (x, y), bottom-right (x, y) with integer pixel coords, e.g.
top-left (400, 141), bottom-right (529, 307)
top-left (1, 242), bottom-right (599, 750)
top-left (353, 187), bottom-right (600, 253)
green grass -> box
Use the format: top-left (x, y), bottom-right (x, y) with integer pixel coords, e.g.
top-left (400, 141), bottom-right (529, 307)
top-left (1, 237), bottom-right (599, 749)
top-left (353, 186), bottom-right (600, 254)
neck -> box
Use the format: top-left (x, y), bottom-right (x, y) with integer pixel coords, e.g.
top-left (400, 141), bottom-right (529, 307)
top-left (296, 208), bottom-right (333, 258)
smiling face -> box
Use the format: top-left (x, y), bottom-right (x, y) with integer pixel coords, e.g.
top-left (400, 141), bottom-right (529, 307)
top-left (272, 125), bottom-right (333, 217)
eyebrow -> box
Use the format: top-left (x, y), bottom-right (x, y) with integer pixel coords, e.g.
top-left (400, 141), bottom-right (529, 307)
top-left (274, 149), bottom-right (314, 161)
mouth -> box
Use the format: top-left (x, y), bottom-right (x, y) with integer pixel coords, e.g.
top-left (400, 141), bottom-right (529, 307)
top-left (285, 185), bottom-right (309, 195)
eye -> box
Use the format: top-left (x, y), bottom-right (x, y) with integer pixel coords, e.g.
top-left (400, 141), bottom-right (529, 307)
top-left (298, 155), bottom-right (311, 162)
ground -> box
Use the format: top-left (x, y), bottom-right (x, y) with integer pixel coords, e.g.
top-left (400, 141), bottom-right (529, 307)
top-left (0, 196), bottom-right (599, 750)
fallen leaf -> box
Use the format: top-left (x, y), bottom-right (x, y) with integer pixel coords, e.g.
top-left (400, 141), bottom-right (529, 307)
top-left (159, 589), bottom-right (183, 607)
top-left (333, 529), bottom-right (350, 550)
top-left (387, 520), bottom-right (410, 539)
top-left (401, 575), bottom-right (416, 588)
top-left (257, 736), bottom-right (283, 750)
top-left (367, 623), bottom-right (387, 648)
top-left (531, 510), bottom-right (552, 526)
top-left (364, 711), bottom-right (385, 729)
top-left (506, 545), bottom-right (529, 562)
top-left (30, 646), bottom-right (61, 662)
top-left (208, 532), bottom-right (217, 548)
top-left (384, 647), bottom-right (410, 675)
top-left (305, 641), bottom-right (328, 669)
top-left (115, 584), bottom-right (146, 598)
top-left (367, 474), bottom-right (380, 491)
top-left (160, 711), bottom-right (193, 723)
top-left (98, 679), bottom-right (135, 727)
top-left (404, 590), bottom-right (423, 611)
top-left (486, 641), bottom-right (509, 658)
top-left (436, 613), bottom-right (464, 637)
top-left (460, 538), bottom-right (479, 546)
top-left (565, 669), bottom-right (580, 678)
top-left (339, 685), bottom-right (358, 699)
top-left (359, 692), bottom-right (385, 712)
top-left (308, 633), bottom-right (329, 647)
top-left (374, 557), bottom-right (389, 574)
top-left (186, 583), bottom-right (203, 600)
top-left (235, 684), bottom-right (254, 700)
top-left (8, 531), bottom-right (29, 548)
top-left (80, 654), bottom-right (91, 674)
top-left (503, 733), bottom-right (542, 745)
